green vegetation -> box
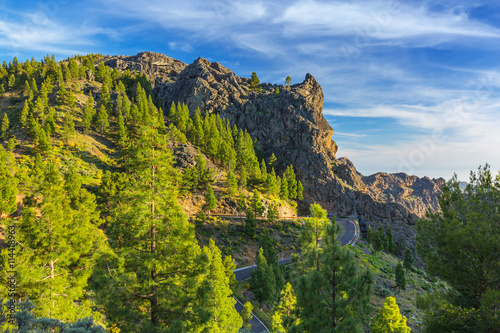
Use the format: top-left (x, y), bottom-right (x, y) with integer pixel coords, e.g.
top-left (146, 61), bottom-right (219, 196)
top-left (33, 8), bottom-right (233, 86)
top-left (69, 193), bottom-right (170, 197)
top-left (0, 53), bottom-right (497, 333)
top-left (249, 72), bottom-right (261, 92)
top-left (292, 205), bottom-right (374, 332)
top-left (371, 297), bottom-right (411, 333)
top-left (241, 301), bottom-right (253, 330)
top-left (416, 165), bottom-right (500, 332)
top-left (0, 54), bottom-right (308, 332)
top-left (271, 282), bottom-right (298, 333)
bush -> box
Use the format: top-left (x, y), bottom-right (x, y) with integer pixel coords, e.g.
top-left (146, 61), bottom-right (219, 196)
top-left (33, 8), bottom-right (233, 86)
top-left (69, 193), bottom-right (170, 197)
top-left (194, 209), bottom-right (206, 228)
top-left (374, 284), bottom-right (394, 297)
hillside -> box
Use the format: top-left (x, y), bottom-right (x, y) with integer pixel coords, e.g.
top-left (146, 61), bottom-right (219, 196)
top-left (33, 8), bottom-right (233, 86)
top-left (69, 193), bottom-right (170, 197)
top-left (101, 51), bottom-right (445, 250)
top-left (0, 52), bottom-right (445, 332)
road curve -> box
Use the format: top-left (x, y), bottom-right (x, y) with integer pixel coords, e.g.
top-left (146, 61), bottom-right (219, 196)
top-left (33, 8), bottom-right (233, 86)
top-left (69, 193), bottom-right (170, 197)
top-left (232, 217), bottom-right (357, 332)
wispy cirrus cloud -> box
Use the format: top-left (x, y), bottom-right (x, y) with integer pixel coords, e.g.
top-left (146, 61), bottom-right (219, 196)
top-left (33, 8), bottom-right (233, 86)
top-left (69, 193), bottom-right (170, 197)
top-left (0, 11), bottom-right (118, 57)
top-left (2, 0), bottom-right (499, 179)
top-left (276, 0), bottom-right (500, 41)
top-left (96, 0), bottom-right (500, 55)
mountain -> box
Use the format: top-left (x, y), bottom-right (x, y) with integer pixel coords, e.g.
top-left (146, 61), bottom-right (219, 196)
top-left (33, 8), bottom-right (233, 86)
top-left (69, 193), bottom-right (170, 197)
top-left (101, 51), bottom-right (445, 248)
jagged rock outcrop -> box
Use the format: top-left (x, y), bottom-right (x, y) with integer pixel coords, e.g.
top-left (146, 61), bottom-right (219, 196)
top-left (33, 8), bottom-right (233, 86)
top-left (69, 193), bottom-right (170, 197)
top-left (101, 52), bottom-right (445, 255)
top-left (362, 172), bottom-right (445, 216)
top-left (101, 51), bottom-right (187, 86)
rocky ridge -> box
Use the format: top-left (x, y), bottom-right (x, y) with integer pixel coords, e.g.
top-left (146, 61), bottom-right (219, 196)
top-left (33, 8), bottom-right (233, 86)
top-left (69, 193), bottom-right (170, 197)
top-left (101, 52), bottom-right (445, 250)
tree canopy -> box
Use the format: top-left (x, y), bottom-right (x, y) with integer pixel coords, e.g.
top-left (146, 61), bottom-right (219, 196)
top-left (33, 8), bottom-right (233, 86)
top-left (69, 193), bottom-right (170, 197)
top-left (416, 165), bottom-right (500, 332)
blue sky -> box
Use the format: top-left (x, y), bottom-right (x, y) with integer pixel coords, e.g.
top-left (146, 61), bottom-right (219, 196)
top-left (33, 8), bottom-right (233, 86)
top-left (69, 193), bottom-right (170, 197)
top-left (1, 0), bottom-right (500, 181)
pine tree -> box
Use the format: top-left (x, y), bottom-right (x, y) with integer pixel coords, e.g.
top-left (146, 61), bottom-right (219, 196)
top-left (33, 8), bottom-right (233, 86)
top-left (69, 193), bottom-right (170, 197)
top-left (301, 202), bottom-right (329, 252)
top-left (267, 203), bottom-right (279, 223)
top-left (63, 112), bottom-right (75, 142)
top-left (37, 127), bottom-right (51, 151)
top-left (8, 73), bottom-right (15, 89)
top-left (394, 238), bottom-right (404, 255)
top-left (297, 180), bottom-right (304, 200)
top-left (204, 184), bottom-right (217, 215)
top-left (285, 76), bottom-right (292, 88)
top-left (251, 190), bottom-right (265, 217)
top-left (227, 169), bottom-right (238, 196)
top-left (95, 61), bottom-right (107, 82)
top-left (31, 153), bottom-right (44, 180)
top-left (56, 83), bottom-right (68, 105)
top-left (30, 77), bottom-right (38, 94)
top-left (285, 165), bottom-right (298, 199)
top-left (92, 125), bottom-right (205, 332)
top-left (0, 83), bottom-right (4, 97)
top-left (386, 225), bottom-right (395, 253)
top-left (367, 224), bottom-right (374, 244)
top-left (0, 299), bottom-right (106, 333)
top-left (194, 209), bottom-right (206, 229)
top-left (82, 94), bottom-right (95, 134)
top-left (251, 248), bottom-right (276, 308)
top-left (249, 72), bottom-right (261, 92)
top-left (122, 94), bottom-right (131, 120)
top-left (374, 223), bottom-right (385, 251)
top-left (239, 166), bottom-right (247, 188)
top-left (23, 80), bottom-right (32, 98)
top-left (371, 297), bottom-right (411, 333)
top-left (403, 246), bottom-right (414, 273)
top-left (275, 87), bottom-right (280, 95)
top-left (241, 301), bottom-right (254, 331)
top-left (8, 163), bottom-right (105, 321)
top-left (260, 159), bottom-right (268, 183)
top-left (265, 168), bottom-right (278, 196)
top-left (416, 166), bottom-right (500, 332)
top-left (1, 113), bottom-right (9, 139)
top-left (0, 145), bottom-right (18, 217)
top-left (99, 83), bottom-right (111, 113)
top-left (7, 137), bottom-right (16, 151)
top-left (279, 176), bottom-right (289, 200)
top-left (272, 282), bottom-right (298, 333)
top-left (116, 110), bottom-right (129, 148)
top-left (260, 227), bottom-right (284, 302)
top-left (245, 208), bottom-right (256, 238)
top-left (168, 101), bottom-right (177, 122)
top-left (20, 100), bottom-right (30, 126)
top-left (45, 117), bottom-right (54, 138)
top-left (192, 107), bottom-right (204, 146)
top-left (395, 263), bottom-right (406, 291)
top-left (237, 192), bottom-right (247, 214)
top-left (67, 88), bottom-right (76, 108)
top-left (96, 104), bottom-right (109, 134)
top-left (192, 239), bottom-right (242, 333)
top-left (294, 208), bottom-right (373, 332)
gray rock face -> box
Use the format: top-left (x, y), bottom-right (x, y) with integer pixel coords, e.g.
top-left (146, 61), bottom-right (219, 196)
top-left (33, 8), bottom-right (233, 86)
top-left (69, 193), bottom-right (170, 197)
top-left (100, 52), bottom-right (445, 258)
top-left (101, 51), bottom-right (187, 86)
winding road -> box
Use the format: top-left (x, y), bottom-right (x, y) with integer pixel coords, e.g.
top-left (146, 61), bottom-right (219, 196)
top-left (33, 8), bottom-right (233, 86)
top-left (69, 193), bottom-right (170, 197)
top-left (232, 217), bottom-right (357, 333)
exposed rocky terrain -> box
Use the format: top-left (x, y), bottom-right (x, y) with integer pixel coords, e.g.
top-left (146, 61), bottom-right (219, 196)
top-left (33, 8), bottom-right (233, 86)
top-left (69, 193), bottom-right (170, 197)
top-left (102, 51), bottom-right (445, 251)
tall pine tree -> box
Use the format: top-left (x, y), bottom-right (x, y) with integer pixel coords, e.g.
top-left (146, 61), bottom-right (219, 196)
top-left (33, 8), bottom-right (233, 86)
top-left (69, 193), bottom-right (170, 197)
top-left (191, 239), bottom-right (242, 332)
top-left (5, 163), bottom-right (106, 321)
top-left (293, 212), bottom-right (373, 332)
top-left (92, 125), bottom-right (206, 332)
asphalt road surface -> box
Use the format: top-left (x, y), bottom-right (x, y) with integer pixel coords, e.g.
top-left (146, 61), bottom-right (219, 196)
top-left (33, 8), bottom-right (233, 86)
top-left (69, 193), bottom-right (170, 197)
top-left (232, 217), bottom-right (357, 332)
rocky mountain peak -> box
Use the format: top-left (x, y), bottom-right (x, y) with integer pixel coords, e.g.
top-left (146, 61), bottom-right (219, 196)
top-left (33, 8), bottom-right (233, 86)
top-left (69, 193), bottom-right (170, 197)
top-left (98, 52), bottom-right (445, 254)
top-left (102, 51), bottom-right (187, 86)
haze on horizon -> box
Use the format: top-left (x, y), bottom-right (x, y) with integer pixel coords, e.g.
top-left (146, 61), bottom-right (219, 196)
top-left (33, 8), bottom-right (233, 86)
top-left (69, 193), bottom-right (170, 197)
top-left (1, 0), bottom-right (499, 181)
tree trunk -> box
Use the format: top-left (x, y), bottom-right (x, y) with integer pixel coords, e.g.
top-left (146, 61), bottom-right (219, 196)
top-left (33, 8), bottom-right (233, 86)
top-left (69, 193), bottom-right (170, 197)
top-left (150, 149), bottom-right (158, 327)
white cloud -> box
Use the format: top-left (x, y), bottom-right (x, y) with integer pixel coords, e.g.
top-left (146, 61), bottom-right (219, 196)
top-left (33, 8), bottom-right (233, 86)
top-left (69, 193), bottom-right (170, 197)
top-left (2, 0), bottom-right (498, 180)
top-left (334, 132), bottom-right (368, 138)
top-left (0, 13), bottom-right (117, 56)
top-left (276, 0), bottom-right (500, 42)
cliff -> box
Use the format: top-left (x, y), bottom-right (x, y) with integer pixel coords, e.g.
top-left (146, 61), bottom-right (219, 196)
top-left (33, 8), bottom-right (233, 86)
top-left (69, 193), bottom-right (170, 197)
top-left (101, 52), bottom-right (445, 248)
